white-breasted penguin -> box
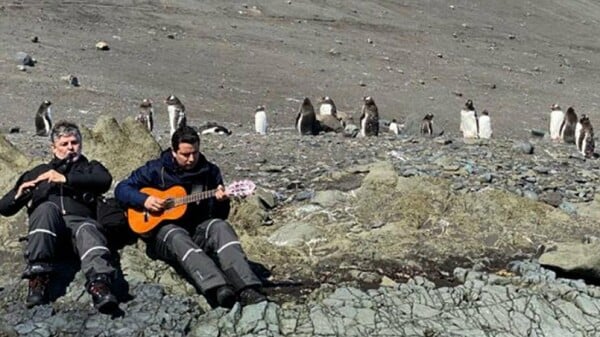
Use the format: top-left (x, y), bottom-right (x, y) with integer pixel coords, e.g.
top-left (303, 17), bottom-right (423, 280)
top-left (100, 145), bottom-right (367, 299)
top-left (478, 110), bottom-right (492, 139)
top-left (296, 97), bottom-right (319, 135)
top-left (165, 95), bottom-right (186, 136)
top-left (460, 99), bottom-right (478, 138)
top-left (575, 114), bottom-right (594, 156)
top-left (577, 115), bottom-right (595, 158)
top-left (560, 106), bottom-right (578, 144)
top-left (359, 96), bottom-right (379, 137)
top-left (135, 98), bottom-right (154, 132)
top-left (254, 105), bottom-right (268, 135)
top-left (318, 96), bottom-right (337, 117)
top-left (317, 96), bottom-right (343, 133)
top-left (421, 113), bottom-right (434, 136)
top-left (389, 119), bottom-right (400, 135)
top-left (35, 100), bottom-right (52, 136)
top-left (575, 114), bottom-right (584, 149)
top-left (549, 104), bottom-right (564, 141)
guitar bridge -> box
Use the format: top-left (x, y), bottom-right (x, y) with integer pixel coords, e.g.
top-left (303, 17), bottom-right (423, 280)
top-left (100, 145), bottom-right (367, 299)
top-left (143, 210), bottom-right (149, 222)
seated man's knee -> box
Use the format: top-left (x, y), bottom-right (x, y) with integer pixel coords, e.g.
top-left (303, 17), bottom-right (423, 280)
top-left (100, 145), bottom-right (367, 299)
top-left (206, 219), bottom-right (234, 235)
top-left (32, 202), bottom-right (61, 215)
top-left (159, 226), bottom-right (190, 245)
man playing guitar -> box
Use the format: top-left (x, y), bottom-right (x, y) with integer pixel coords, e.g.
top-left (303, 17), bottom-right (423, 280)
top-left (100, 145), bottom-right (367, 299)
top-left (114, 126), bottom-right (266, 308)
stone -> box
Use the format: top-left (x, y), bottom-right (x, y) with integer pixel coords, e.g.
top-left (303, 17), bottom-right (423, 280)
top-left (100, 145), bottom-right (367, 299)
top-left (311, 190), bottom-right (347, 207)
top-left (540, 241), bottom-right (600, 273)
top-left (267, 221), bottom-right (323, 247)
top-left (512, 141), bottom-right (534, 154)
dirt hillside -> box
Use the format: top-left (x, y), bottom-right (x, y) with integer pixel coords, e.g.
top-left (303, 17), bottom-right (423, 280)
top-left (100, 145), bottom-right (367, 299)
top-left (2, 0), bottom-right (600, 139)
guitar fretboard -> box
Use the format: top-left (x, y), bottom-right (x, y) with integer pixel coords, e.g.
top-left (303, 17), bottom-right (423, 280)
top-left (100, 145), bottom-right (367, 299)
top-left (173, 189), bottom-right (216, 206)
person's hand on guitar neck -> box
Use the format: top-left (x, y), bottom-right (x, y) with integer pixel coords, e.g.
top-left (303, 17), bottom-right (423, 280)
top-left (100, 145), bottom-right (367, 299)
top-left (144, 195), bottom-right (167, 212)
top-left (215, 185), bottom-right (229, 201)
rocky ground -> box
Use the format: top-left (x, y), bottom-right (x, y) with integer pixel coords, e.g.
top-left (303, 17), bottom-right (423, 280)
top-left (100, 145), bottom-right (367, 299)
top-left (3, 0), bottom-right (600, 336)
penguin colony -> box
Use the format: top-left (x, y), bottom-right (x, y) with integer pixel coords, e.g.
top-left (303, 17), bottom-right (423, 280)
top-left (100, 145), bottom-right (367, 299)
top-left (31, 95), bottom-right (595, 158)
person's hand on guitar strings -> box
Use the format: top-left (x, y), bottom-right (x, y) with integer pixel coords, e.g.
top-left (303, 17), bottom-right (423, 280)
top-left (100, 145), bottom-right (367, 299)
top-left (144, 195), bottom-right (166, 212)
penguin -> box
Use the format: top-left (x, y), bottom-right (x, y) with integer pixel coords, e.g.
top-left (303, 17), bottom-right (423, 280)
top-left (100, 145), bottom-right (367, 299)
top-left (478, 110), bottom-right (492, 139)
top-left (460, 99), bottom-right (478, 138)
top-left (35, 100), bottom-right (52, 136)
top-left (165, 95), bottom-right (186, 136)
top-left (420, 113), bottom-right (434, 136)
top-left (200, 122), bottom-right (232, 136)
top-left (135, 98), bottom-right (154, 132)
top-left (576, 115), bottom-right (594, 157)
top-left (580, 118), bottom-right (595, 158)
top-left (549, 104), bottom-right (564, 141)
top-left (575, 114), bottom-right (584, 149)
top-left (389, 118), bottom-right (400, 135)
top-left (295, 97), bottom-right (319, 135)
top-left (317, 96), bottom-right (343, 133)
top-left (254, 105), bottom-right (268, 135)
top-left (559, 106), bottom-right (578, 144)
top-left (359, 96), bottom-right (379, 137)
top-left (318, 96), bottom-right (337, 117)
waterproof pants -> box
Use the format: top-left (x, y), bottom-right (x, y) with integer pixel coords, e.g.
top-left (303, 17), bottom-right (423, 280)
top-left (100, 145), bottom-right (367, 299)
top-left (25, 201), bottom-right (115, 280)
top-left (147, 218), bottom-right (262, 293)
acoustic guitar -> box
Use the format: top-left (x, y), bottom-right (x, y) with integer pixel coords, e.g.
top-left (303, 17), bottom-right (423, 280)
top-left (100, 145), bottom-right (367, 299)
top-left (127, 180), bottom-right (255, 234)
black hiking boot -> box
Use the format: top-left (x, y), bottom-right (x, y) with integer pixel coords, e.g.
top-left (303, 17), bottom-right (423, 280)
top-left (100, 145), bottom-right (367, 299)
top-left (26, 273), bottom-right (50, 308)
top-left (87, 275), bottom-right (118, 314)
top-left (215, 285), bottom-right (236, 309)
top-left (238, 287), bottom-right (267, 306)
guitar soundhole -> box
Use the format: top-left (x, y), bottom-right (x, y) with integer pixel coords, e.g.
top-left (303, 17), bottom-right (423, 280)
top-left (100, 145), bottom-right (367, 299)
top-left (164, 198), bottom-right (175, 209)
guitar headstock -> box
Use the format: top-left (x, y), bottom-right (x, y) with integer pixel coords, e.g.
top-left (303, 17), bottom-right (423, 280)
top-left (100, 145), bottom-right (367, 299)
top-left (226, 180), bottom-right (256, 197)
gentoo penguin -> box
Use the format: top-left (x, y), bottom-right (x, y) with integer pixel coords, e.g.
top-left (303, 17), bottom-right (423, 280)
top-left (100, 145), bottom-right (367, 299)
top-left (318, 96), bottom-right (337, 117)
top-left (35, 100), bottom-right (52, 136)
top-left (317, 96), bottom-right (343, 133)
top-left (575, 114), bottom-right (584, 149)
top-left (420, 113), bottom-right (434, 136)
top-left (389, 118), bottom-right (400, 135)
top-left (254, 105), bottom-right (268, 135)
top-left (559, 106), bottom-right (578, 144)
top-left (135, 98), bottom-right (154, 132)
top-left (549, 104), bottom-right (564, 141)
top-left (579, 117), bottom-right (596, 158)
top-left (576, 115), bottom-right (594, 157)
top-left (200, 122), bottom-right (232, 136)
top-left (359, 96), bottom-right (379, 137)
top-left (460, 99), bottom-right (478, 138)
top-left (165, 95), bottom-right (186, 136)
top-left (295, 97), bottom-right (319, 135)
top-left (478, 110), bottom-right (492, 139)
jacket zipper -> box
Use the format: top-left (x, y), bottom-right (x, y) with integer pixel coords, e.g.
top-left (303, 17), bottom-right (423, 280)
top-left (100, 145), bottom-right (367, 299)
top-left (60, 185), bottom-right (66, 215)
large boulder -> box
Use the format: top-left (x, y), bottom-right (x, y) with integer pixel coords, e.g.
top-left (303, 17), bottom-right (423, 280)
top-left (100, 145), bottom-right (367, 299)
top-left (81, 116), bottom-right (161, 181)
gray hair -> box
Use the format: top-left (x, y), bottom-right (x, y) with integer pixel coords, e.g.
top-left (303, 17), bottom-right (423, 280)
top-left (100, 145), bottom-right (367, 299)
top-left (50, 121), bottom-right (82, 143)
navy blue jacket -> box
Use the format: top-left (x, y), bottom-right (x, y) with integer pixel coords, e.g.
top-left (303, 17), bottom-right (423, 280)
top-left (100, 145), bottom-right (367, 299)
top-left (114, 150), bottom-right (230, 228)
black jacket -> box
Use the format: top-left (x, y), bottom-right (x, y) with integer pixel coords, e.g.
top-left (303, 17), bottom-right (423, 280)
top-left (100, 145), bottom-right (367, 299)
top-left (0, 155), bottom-right (112, 218)
top-left (115, 149), bottom-right (230, 230)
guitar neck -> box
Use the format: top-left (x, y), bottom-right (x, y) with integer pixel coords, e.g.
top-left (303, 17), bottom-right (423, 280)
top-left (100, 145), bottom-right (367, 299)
top-left (174, 188), bottom-right (217, 206)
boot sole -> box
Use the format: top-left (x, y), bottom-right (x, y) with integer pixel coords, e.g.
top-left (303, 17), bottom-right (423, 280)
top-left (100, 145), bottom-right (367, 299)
top-left (95, 294), bottom-right (119, 314)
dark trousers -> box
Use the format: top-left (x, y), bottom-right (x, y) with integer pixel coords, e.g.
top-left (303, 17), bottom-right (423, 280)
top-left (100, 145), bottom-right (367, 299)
top-left (25, 202), bottom-right (115, 280)
top-left (147, 218), bottom-right (261, 293)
